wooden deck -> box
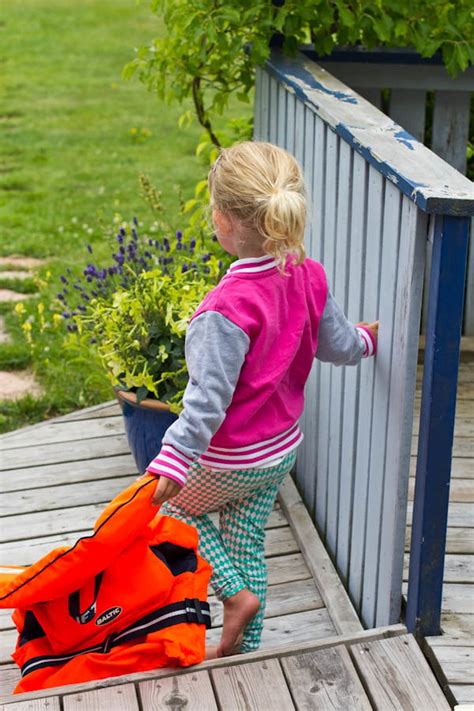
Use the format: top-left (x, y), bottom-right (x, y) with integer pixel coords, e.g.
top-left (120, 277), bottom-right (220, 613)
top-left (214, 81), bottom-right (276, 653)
top-left (406, 360), bottom-right (474, 706)
top-left (0, 361), bottom-right (471, 707)
top-left (0, 627), bottom-right (451, 710)
top-left (0, 398), bottom-right (363, 701)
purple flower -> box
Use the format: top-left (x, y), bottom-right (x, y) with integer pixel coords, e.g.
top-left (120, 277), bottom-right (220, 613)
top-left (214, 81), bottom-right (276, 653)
top-left (119, 246), bottom-right (125, 255)
top-left (57, 293), bottom-right (65, 301)
top-left (218, 260), bottom-right (223, 268)
top-left (131, 228), bottom-right (138, 241)
top-left (117, 233), bottom-right (124, 244)
top-left (176, 230), bottom-right (182, 241)
top-left (60, 275), bottom-right (68, 284)
top-left (77, 305), bottom-right (86, 312)
top-left (133, 216), bottom-right (138, 226)
top-left (82, 293), bottom-right (90, 302)
top-left (86, 276), bottom-right (93, 283)
top-left (91, 290), bottom-right (98, 297)
top-left (176, 242), bottom-right (182, 251)
top-left (108, 266), bottom-right (116, 276)
top-left (67, 323), bottom-right (78, 332)
top-left (119, 227), bottom-right (126, 236)
top-left (182, 263), bottom-right (189, 272)
top-left (62, 311), bottom-right (70, 319)
top-left (202, 253), bottom-right (210, 263)
top-left (190, 239), bottom-right (196, 249)
top-left (87, 244), bottom-right (93, 253)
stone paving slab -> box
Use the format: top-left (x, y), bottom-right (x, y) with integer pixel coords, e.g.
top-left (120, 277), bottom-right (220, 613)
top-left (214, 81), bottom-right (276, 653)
top-left (0, 371), bottom-right (43, 400)
top-left (0, 290), bottom-right (31, 302)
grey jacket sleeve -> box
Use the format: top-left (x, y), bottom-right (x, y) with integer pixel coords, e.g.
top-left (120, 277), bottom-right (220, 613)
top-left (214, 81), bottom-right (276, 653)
top-left (162, 311), bottom-right (250, 459)
top-left (316, 292), bottom-right (366, 366)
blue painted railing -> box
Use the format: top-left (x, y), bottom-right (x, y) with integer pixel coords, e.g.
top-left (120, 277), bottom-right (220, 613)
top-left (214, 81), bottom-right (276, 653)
top-left (255, 49), bottom-right (473, 634)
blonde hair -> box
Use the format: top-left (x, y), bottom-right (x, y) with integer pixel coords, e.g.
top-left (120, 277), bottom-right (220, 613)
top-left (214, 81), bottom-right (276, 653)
top-left (208, 141), bottom-right (306, 266)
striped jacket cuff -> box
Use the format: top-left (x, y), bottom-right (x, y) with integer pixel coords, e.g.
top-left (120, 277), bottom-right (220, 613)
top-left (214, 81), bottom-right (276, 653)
top-left (356, 326), bottom-right (377, 357)
top-left (146, 445), bottom-right (194, 487)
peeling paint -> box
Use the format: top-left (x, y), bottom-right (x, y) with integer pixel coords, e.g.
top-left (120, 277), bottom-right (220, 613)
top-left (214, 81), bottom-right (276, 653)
top-left (394, 129), bottom-right (416, 151)
top-left (262, 50), bottom-right (474, 216)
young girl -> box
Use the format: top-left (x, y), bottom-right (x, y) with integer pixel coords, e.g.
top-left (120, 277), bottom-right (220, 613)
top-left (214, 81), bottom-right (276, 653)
top-left (147, 141), bottom-right (378, 657)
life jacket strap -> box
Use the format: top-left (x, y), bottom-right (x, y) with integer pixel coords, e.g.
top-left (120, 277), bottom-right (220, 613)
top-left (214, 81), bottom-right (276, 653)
top-left (20, 598), bottom-right (211, 678)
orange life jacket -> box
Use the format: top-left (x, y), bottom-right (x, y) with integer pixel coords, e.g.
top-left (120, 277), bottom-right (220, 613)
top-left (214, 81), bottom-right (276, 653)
top-left (0, 475), bottom-right (212, 694)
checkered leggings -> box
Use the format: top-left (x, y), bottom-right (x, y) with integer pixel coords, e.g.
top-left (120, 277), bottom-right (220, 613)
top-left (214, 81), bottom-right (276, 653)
top-left (160, 450), bottom-right (297, 653)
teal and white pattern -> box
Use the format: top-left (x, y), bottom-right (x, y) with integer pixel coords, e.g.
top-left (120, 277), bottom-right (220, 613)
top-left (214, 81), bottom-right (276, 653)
top-left (160, 450), bottom-right (297, 652)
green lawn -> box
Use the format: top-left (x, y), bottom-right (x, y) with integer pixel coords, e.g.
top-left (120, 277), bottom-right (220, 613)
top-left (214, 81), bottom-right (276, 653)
top-left (0, 0), bottom-right (251, 432)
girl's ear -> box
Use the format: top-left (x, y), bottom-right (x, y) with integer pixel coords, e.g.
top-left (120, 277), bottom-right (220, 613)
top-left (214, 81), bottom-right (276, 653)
top-left (212, 208), bottom-right (233, 237)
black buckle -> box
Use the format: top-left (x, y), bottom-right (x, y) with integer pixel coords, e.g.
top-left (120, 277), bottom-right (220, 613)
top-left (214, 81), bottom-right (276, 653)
top-left (188, 598), bottom-right (206, 625)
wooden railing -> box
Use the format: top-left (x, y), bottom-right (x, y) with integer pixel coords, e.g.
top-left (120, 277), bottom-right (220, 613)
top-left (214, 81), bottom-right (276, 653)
top-left (306, 47), bottom-right (474, 337)
top-left (254, 49), bottom-right (473, 633)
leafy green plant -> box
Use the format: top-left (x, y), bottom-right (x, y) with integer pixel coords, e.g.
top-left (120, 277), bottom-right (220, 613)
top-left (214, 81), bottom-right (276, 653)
top-left (70, 268), bottom-right (215, 413)
top-left (125, 0), bottom-right (473, 153)
top-left (52, 216), bottom-right (230, 412)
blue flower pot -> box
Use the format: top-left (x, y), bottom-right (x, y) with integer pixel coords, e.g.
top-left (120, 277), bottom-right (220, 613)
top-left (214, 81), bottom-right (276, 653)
top-left (117, 392), bottom-right (178, 474)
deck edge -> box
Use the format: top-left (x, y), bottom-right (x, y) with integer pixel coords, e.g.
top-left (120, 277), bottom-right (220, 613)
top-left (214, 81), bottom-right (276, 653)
top-left (278, 474), bottom-right (364, 635)
top-left (0, 624), bottom-right (406, 703)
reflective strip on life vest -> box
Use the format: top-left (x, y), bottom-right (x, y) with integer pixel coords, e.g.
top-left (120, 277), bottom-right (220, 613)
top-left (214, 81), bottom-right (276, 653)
top-left (21, 598), bottom-right (211, 678)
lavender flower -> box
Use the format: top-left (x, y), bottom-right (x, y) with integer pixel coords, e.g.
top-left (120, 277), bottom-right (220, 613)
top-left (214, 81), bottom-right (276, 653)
top-left (87, 244), bottom-right (93, 253)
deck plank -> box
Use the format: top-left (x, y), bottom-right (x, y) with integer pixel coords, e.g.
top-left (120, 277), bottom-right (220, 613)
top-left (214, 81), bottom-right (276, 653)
top-left (212, 658), bottom-right (295, 711)
top-left (0, 698), bottom-right (61, 710)
top-left (406, 526), bottom-right (474, 554)
top-left (206, 608), bottom-right (336, 650)
top-left (0, 416), bottom-right (125, 450)
top-left (0, 511), bottom-right (288, 567)
top-left (0, 436), bottom-right (131, 470)
top-left (350, 634), bottom-right (450, 710)
top-left (62, 684), bottom-right (139, 711)
top-left (282, 646), bottom-right (372, 710)
top-left (427, 645), bottom-right (474, 685)
top-left (0, 455), bottom-right (137, 494)
top-left (139, 671), bottom-right (217, 711)
top-left (209, 578), bottom-right (324, 628)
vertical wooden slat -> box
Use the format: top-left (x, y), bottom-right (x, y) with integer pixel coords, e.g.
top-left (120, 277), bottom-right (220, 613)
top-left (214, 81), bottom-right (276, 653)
top-left (389, 89), bottom-right (426, 142)
top-left (361, 181), bottom-right (403, 627)
top-left (375, 198), bottom-right (426, 625)
top-left (253, 66), bottom-right (263, 141)
top-left (354, 87), bottom-right (381, 108)
top-left (260, 69), bottom-right (270, 143)
top-left (326, 140), bottom-right (353, 556)
top-left (349, 167), bottom-right (384, 611)
top-left (337, 152), bottom-right (368, 582)
top-left (464, 219), bottom-right (474, 335)
top-left (315, 128), bottom-right (339, 538)
top-left (277, 83), bottom-right (287, 147)
top-left (268, 76), bottom-right (278, 143)
top-left (431, 91), bottom-right (471, 174)
top-left (299, 108), bottom-right (318, 512)
top-left (294, 98), bottom-right (305, 167)
top-left (285, 91), bottom-right (296, 153)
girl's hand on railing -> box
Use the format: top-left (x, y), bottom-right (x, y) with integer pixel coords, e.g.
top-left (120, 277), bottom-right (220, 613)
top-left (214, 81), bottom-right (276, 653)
top-left (362, 321), bottom-right (379, 342)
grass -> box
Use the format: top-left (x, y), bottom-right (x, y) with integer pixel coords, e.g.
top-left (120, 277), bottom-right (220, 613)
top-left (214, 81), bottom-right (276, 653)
top-left (0, 0), bottom-right (251, 433)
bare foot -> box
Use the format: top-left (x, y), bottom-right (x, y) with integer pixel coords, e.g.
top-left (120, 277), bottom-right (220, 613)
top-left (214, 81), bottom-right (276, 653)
top-left (205, 645), bottom-right (219, 660)
top-left (217, 589), bottom-right (260, 657)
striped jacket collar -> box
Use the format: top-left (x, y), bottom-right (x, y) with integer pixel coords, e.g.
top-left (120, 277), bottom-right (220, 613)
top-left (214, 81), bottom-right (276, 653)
top-left (227, 255), bottom-right (278, 275)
